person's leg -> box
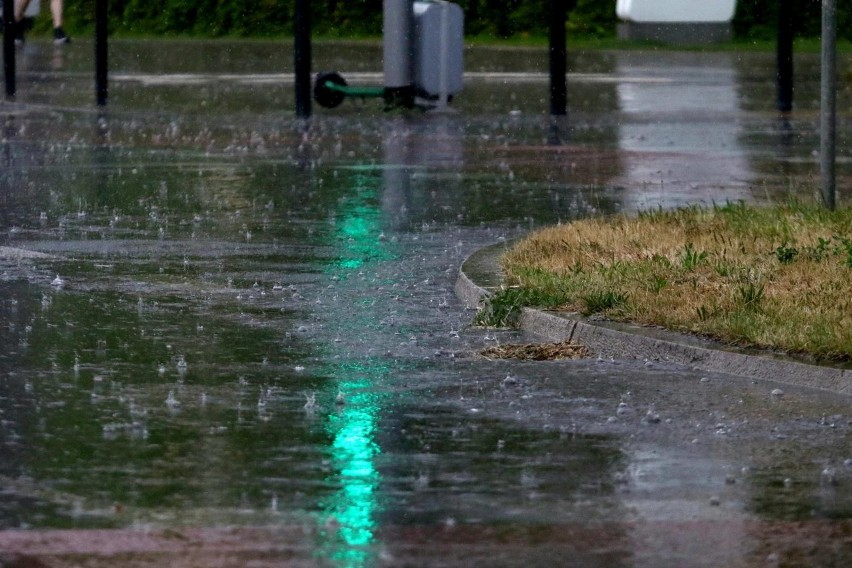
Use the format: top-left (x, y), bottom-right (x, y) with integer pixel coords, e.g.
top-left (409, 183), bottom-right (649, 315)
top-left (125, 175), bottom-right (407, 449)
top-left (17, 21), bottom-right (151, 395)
top-left (13, 0), bottom-right (32, 22)
top-left (49, 0), bottom-right (61, 27)
top-left (12, 0), bottom-right (30, 43)
top-left (51, 0), bottom-right (69, 43)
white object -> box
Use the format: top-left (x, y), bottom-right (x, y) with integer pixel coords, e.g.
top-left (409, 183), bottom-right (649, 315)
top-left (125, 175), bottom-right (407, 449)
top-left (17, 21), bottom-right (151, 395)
top-left (413, 1), bottom-right (464, 99)
top-left (616, 0), bottom-right (736, 23)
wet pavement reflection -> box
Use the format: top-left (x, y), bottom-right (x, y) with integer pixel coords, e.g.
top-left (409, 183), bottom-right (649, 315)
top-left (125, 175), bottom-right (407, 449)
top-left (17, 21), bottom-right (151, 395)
top-left (0, 40), bottom-right (851, 566)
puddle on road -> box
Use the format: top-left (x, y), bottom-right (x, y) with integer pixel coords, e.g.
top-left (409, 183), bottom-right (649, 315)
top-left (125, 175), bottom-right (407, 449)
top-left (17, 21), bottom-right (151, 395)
top-left (0, 41), bottom-right (851, 566)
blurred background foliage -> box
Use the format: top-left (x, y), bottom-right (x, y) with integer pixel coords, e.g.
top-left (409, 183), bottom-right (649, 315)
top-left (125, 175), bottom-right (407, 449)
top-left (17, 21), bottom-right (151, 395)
top-left (39, 0), bottom-right (852, 41)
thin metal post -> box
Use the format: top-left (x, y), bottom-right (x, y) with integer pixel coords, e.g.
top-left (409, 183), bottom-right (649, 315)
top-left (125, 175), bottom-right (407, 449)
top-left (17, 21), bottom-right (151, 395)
top-left (294, 0), bottom-right (312, 118)
top-left (383, 0), bottom-right (414, 107)
top-left (820, 0), bottom-right (836, 210)
top-left (436, 0), bottom-right (450, 110)
top-left (3, 0), bottom-right (15, 100)
top-left (549, 0), bottom-right (567, 116)
top-left (95, 0), bottom-right (108, 106)
top-left (776, 0), bottom-right (793, 113)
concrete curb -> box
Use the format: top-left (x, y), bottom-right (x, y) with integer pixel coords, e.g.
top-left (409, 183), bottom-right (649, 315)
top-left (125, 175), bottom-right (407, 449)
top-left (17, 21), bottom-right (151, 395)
top-left (457, 244), bottom-right (852, 394)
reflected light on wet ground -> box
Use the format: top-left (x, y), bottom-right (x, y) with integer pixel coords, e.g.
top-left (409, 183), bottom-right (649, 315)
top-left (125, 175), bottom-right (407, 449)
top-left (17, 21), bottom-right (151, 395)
top-left (0, 40), bottom-right (851, 567)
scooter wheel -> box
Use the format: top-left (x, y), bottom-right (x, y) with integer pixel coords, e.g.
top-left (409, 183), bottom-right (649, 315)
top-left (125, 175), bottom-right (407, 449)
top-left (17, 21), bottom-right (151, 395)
top-left (314, 72), bottom-right (347, 109)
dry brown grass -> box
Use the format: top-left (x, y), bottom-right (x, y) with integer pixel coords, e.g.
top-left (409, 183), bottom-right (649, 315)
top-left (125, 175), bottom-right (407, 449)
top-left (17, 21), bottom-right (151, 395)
top-left (498, 202), bottom-right (852, 360)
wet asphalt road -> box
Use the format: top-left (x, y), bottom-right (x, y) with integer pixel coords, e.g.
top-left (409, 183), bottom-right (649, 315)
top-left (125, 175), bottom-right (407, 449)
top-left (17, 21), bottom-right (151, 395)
top-left (0, 40), bottom-right (850, 566)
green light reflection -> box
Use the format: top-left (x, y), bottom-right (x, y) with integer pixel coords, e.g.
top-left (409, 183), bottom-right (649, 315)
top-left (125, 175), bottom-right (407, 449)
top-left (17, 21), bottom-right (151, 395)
top-left (317, 172), bottom-right (393, 567)
top-left (321, 382), bottom-right (383, 566)
top-left (334, 175), bottom-right (394, 272)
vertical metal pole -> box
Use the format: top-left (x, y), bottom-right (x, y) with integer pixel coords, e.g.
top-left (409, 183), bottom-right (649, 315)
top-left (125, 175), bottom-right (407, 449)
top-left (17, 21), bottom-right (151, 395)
top-left (549, 0), bottom-right (567, 116)
top-left (436, 1), bottom-right (450, 110)
top-left (383, 0), bottom-right (414, 108)
top-left (776, 0), bottom-right (793, 113)
top-left (3, 0), bottom-right (15, 100)
top-left (294, 0), bottom-right (312, 118)
top-left (95, 0), bottom-right (108, 106)
top-left (820, 0), bottom-right (836, 210)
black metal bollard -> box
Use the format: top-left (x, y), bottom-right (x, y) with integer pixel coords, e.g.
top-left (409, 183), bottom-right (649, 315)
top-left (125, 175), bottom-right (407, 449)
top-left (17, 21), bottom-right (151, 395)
top-left (820, 0), bottom-right (836, 210)
top-left (294, 0), bottom-right (312, 118)
top-left (776, 0), bottom-right (793, 113)
top-left (549, 0), bottom-right (567, 116)
top-left (3, 0), bottom-right (15, 100)
top-left (95, 0), bottom-right (108, 106)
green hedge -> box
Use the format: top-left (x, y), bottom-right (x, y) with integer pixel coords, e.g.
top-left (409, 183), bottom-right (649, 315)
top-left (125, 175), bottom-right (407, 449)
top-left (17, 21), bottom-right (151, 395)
top-left (734, 0), bottom-right (852, 41)
top-left (38, 0), bottom-right (852, 41)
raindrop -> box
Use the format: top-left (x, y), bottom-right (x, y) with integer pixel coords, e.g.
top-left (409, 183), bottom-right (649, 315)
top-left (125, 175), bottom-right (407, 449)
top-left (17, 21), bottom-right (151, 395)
top-left (51, 275), bottom-right (64, 288)
top-left (325, 516), bottom-right (340, 533)
top-left (176, 355), bottom-right (188, 371)
top-left (770, 388), bottom-right (784, 397)
top-left (165, 390), bottom-right (181, 408)
top-left (644, 409), bottom-right (661, 424)
top-left (303, 392), bottom-right (317, 413)
top-left (334, 391), bottom-right (346, 405)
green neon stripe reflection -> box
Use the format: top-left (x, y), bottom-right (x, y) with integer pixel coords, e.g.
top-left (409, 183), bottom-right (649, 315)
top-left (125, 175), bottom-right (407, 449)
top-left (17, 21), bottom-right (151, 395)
top-left (319, 172), bottom-right (391, 567)
top-left (335, 174), bottom-right (394, 271)
top-left (322, 383), bottom-right (382, 566)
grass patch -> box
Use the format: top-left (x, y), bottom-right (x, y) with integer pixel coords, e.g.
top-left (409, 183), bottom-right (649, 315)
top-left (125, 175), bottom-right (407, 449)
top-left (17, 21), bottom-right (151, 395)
top-left (496, 200), bottom-right (852, 361)
top-left (474, 286), bottom-right (560, 327)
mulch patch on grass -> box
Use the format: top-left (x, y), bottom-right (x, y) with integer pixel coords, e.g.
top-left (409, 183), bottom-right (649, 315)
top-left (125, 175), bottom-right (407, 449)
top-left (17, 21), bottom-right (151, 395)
top-left (480, 340), bottom-right (590, 361)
